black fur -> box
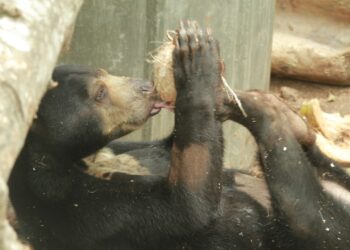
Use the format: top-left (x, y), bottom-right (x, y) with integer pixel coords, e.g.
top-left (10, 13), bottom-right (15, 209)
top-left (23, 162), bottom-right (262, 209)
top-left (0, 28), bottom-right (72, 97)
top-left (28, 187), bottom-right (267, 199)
top-left (9, 25), bottom-right (267, 250)
top-left (10, 23), bottom-right (350, 250)
top-left (227, 91), bottom-right (350, 249)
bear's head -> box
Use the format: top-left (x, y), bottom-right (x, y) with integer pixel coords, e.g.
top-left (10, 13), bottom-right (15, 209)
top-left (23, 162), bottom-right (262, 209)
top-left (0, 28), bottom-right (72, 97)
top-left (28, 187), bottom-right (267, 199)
top-left (31, 64), bottom-right (162, 159)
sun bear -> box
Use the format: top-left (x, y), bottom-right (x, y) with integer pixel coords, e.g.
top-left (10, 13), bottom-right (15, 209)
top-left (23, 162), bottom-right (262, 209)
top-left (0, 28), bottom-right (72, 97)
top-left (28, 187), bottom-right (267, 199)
top-left (9, 22), bottom-right (350, 250)
top-left (9, 23), bottom-right (267, 250)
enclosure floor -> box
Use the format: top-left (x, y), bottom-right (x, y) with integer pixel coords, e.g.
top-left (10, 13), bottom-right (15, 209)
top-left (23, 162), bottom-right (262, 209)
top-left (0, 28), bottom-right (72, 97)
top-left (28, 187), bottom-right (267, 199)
top-left (271, 77), bottom-right (350, 116)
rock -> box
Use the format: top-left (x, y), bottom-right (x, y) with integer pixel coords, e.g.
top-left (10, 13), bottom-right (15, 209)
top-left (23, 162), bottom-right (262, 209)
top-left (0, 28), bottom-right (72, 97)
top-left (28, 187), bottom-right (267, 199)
top-left (273, 0), bottom-right (350, 85)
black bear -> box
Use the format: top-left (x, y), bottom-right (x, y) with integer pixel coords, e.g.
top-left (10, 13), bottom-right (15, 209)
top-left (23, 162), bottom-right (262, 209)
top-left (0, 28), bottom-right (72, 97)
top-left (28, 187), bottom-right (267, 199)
top-left (9, 23), bottom-right (267, 250)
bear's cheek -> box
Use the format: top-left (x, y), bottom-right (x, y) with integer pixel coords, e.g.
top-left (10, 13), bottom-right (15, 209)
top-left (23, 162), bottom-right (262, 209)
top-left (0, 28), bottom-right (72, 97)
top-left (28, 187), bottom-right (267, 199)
top-left (109, 90), bottom-right (153, 123)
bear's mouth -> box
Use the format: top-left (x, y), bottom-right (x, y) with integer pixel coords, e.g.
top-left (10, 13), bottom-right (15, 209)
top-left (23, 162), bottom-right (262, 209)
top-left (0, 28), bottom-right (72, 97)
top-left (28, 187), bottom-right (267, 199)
top-left (150, 101), bottom-right (174, 116)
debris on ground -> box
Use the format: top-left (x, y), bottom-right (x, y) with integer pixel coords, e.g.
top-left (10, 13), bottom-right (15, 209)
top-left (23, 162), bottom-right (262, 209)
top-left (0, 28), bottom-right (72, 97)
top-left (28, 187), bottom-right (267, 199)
top-left (301, 99), bottom-right (350, 170)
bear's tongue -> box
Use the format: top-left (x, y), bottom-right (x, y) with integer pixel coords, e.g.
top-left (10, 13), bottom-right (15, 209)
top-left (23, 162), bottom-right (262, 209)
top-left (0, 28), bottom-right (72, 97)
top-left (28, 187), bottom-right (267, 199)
top-left (150, 101), bottom-right (174, 116)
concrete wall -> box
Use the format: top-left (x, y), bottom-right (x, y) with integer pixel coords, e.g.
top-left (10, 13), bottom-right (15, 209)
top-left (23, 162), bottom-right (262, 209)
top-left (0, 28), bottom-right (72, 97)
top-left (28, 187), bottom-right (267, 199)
top-left (60, 0), bottom-right (275, 170)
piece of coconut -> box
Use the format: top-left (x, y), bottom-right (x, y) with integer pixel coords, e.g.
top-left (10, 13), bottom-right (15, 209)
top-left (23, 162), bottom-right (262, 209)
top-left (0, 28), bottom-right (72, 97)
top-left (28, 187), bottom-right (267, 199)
top-left (149, 41), bottom-right (176, 105)
top-left (149, 36), bottom-right (247, 117)
top-left (301, 99), bottom-right (350, 169)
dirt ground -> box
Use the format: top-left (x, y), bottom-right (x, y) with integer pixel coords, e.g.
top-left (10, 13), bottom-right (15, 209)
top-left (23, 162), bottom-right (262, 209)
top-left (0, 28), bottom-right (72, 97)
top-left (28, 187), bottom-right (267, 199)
top-left (270, 76), bottom-right (350, 116)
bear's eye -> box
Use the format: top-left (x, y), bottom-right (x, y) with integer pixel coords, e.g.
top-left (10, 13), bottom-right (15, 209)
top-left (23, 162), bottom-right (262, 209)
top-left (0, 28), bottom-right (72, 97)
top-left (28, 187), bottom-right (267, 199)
top-left (95, 85), bottom-right (108, 102)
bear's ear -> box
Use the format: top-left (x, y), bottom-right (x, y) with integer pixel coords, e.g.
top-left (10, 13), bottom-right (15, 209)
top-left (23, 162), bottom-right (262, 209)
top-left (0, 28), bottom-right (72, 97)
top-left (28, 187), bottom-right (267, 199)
top-left (52, 64), bottom-right (95, 83)
top-left (47, 80), bottom-right (59, 90)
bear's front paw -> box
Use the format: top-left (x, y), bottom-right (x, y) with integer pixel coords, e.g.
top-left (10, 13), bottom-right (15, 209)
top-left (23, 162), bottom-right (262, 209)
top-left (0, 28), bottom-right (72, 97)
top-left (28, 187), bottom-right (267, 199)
top-left (172, 21), bottom-right (221, 97)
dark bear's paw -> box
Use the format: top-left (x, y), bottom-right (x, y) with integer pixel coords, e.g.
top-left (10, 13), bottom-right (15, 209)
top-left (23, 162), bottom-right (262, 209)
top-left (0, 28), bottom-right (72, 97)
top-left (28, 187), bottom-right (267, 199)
top-left (172, 21), bottom-right (221, 100)
top-left (227, 90), bottom-right (316, 146)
